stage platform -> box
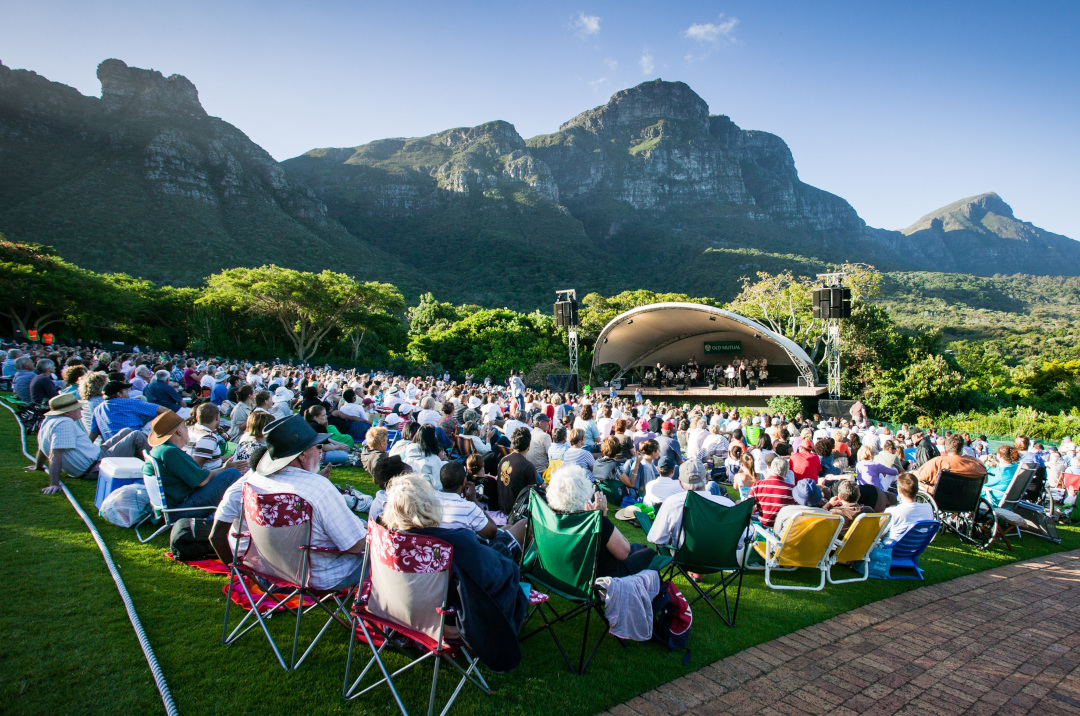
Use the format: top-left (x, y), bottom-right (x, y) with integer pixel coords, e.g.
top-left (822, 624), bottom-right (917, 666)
top-left (611, 382), bottom-right (827, 405)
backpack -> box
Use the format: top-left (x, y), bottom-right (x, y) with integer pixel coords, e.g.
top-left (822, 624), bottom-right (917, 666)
top-left (99, 484), bottom-right (150, 528)
top-left (652, 581), bottom-right (692, 665)
top-left (169, 518), bottom-right (218, 561)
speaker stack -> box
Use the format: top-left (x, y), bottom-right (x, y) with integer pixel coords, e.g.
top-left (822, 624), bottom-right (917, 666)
top-left (553, 299), bottom-right (579, 327)
top-left (812, 286), bottom-right (852, 319)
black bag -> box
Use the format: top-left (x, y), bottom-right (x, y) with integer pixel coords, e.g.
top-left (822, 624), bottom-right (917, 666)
top-left (170, 518), bottom-right (218, 561)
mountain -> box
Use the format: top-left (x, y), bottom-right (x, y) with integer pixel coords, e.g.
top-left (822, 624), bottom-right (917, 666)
top-left (887, 192), bottom-right (1080, 268)
top-left (0, 59), bottom-right (400, 286)
top-left (1, 59), bottom-right (1078, 308)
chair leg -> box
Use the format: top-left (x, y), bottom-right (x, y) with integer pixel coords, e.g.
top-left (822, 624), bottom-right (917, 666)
top-left (427, 649), bottom-right (442, 716)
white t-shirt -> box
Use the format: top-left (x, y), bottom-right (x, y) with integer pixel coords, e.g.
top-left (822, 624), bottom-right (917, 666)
top-left (647, 490), bottom-right (734, 546)
top-left (884, 501), bottom-right (936, 542)
top-left (339, 402), bottom-right (369, 422)
top-left (399, 443), bottom-right (444, 492)
top-left (480, 403), bottom-right (503, 424)
top-left (643, 477), bottom-right (683, 509)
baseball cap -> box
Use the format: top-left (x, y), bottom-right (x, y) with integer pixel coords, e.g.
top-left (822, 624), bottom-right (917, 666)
top-left (678, 460), bottom-right (708, 489)
top-left (662, 420), bottom-right (676, 431)
top-left (657, 455), bottom-right (677, 473)
top-left (793, 479), bottom-right (824, 507)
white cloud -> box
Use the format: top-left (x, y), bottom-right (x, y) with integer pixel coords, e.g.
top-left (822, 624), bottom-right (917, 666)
top-left (573, 12), bottom-right (601, 37)
top-left (684, 15), bottom-right (738, 44)
top-left (587, 77), bottom-right (609, 92)
top-left (603, 58), bottom-right (618, 71)
top-left (639, 49), bottom-right (655, 75)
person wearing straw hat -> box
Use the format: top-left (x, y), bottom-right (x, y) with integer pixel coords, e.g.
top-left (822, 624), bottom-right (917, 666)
top-left (143, 411), bottom-right (245, 512)
top-left (28, 393), bottom-right (150, 494)
top-left (214, 414), bottom-right (367, 590)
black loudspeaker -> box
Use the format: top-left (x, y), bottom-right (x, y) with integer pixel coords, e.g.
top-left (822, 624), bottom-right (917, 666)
top-left (546, 373), bottom-right (578, 393)
top-left (842, 300), bottom-right (852, 318)
top-left (676, 383), bottom-right (686, 391)
top-left (813, 303), bottom-right (823, 320)
top-left (553, 301), bottom-right (579, 327)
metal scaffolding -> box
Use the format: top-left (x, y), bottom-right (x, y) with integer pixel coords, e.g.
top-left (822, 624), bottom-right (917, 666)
top-left (817, 271), bottom-right (846, 400)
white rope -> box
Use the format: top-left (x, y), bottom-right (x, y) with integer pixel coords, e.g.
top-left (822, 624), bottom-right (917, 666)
top-left (2, 401), bottom-right (179, 716)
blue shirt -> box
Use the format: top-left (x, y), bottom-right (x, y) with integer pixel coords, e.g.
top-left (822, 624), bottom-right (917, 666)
top-left (13, 370), bottom-right (35, 402)
top-left (2, 358), bottom-right (16, 377)
top-left (91, 398), bottom-right (160, 439)
top-left (143, 379), bottom-right (183, 412)
top-left (211, 383), bottom-right (228, 406)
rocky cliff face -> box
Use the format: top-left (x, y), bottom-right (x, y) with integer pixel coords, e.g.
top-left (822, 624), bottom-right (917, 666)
top-left (0, 59), bottom-right (392, 286)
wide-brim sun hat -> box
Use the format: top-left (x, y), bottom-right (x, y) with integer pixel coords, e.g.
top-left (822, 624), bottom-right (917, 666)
top-left (272, 387), bottom-right (294, 403)
top-left (256, 414), bottom-right (330, 475)
top-left (45, 393), bottom-right (86, 417)
top-left (148, 411), bottom-right (185, 447)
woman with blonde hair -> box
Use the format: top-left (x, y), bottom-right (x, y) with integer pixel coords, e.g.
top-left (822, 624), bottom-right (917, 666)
top-left (78, 371), bottom-right (109, 434)
top-left (233, 410), bottom-right (275, 472)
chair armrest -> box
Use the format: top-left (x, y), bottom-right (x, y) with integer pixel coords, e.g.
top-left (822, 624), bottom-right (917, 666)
top-left (164, 506), bottom-right (220, 514)
top-left (753, 522), bottom-right (780, 546)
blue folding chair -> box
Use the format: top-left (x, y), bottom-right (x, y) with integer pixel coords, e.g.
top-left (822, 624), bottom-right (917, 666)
top-left (385, 429), bottom-right (401, 452)
top-left (882, 520), bottom-right (939, 579)
top-left (903, 448), bottom-right (917, 463)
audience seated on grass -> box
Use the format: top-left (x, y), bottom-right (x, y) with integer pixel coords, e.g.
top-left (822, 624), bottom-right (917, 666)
top-left (646, 460), bottom-right (735, 547)
top-left (547, 464), bottom-right (656, 577)
top-left (144, 411), bottom-right (244, 513)
top-left (439, 461), bottom-right (527, 560)
top-left (233, 409), bottom-right (275, 471)
top-left (884, 472), bottom-right (936, 541)
top-left (303, 405), bottom-right (352, 466)
top-left (360, 425), bottom-right (388, 474)
top-left (30, 393), bottom-right (149, 494)
top-left (915, 433), bottom-right (987, 491)
top-left (748, 456), bottom-right (797, 529)
top-left (91, 379), bottom-right (167, 442)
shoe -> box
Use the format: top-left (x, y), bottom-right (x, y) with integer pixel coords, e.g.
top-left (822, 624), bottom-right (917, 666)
top-left (342, 485), bottom-right (373, 514)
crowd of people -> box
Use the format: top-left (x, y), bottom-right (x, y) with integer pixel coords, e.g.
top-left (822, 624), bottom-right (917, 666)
top-left (7, 338), bottom-right (1077, 674)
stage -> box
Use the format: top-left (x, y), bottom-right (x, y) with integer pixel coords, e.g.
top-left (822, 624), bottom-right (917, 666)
top-left (611, 382), bottom-right (827, 406)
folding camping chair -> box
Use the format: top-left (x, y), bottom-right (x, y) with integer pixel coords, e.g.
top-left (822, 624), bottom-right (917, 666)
top-left (922, 470), bottom-right (1001, 549)
top-left (453, 434), bottom-right (475, 461)
top-left (663, 493), bottom-right (754, 625)
top-left (989, 465), bottom-right (1036, 540)
top-left (519, 490), bottom-right (608, 675)
top-left (343, 521), bottom-right (491, 715)
top-left (385, 429), bottom-right (402, 452)
top-left (826, 513), bottom-right (891, 584)
top-left (221, 484), bottom-right (352, 670)
top-left (882, 520), bottom-right (939, 579)
top-left (752, 513), bottom-right (844, 591)
top-left (135, 452), bottom-right (215, 542)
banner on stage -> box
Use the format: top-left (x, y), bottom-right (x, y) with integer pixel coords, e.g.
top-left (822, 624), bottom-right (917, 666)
top-left (704, 341), bottom-right (741, 355)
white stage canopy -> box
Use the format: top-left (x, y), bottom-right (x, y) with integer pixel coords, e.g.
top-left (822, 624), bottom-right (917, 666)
top-left (591, 302), bottom-right (818, 384)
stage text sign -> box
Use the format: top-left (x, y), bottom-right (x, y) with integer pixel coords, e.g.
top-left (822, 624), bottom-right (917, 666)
top-left (704, 341), bottom-right (742, 354)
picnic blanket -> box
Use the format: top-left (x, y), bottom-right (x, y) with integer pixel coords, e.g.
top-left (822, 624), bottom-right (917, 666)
top-left (166, 552), bottom-right (316, 612)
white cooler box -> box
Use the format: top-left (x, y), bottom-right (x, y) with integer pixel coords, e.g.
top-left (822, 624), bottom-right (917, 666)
top-left (94, 457), bottom-right (147, 509)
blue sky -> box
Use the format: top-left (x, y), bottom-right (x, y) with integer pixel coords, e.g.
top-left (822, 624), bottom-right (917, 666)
top-left (3, 0), bottom-right (1079, 237)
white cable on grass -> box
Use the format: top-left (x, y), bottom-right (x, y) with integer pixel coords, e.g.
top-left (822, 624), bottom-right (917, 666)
top-left (2, 402), bottom-right (179, 716)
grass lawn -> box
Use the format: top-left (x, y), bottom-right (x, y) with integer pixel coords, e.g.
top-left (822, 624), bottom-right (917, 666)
top-left (1, 406), bottom-right (1077, 716)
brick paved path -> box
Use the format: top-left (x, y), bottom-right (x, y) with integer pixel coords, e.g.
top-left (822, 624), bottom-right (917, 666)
top-left (602, 550), bottom-right (1080, 716)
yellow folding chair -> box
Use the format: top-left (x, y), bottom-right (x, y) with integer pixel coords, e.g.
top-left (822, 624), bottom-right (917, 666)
top-left (827, 513), bottom-right (891, 584)
top-left (753, 513), bottom-right (844, 591)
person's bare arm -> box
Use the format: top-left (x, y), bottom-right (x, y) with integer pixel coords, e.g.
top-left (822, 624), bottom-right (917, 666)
top-left (40, 448), bottom-right (65, 494)
top-left (344, 537), bottom-right (366, 555)
top-left (209, 520), bottom-right (234, 564)
top-left (606, 528), bottom-right (631, 561)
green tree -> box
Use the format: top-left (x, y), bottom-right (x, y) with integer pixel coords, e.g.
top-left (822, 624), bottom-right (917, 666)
top-left (0, 240), bottom-right (105, 338)
top-left (199, 265), bottom-right (403, 361)
top-left (866, 354), bottom-right (966, 423)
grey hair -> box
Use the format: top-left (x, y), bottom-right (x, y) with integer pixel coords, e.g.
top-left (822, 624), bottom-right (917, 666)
top-left (6, 349), bottom-right (20, 359)
top-left (546, 464), bottom-right (594, 513)
top-left (137, 366), bottom-right (153, 377)
top-left (421, 396), bottom-right (435, 410)
top-left (15, 357), bottom-right (34, 371)
top-left (155, 369), bottom-right (171, 381)
top-left (768, 456), bottom-right (789, 477)
top-left (35, 358), bottom-right (54, 373)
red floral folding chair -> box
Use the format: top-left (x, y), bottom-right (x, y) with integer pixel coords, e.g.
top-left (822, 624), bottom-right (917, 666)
top-left (343, 521), bottom-right (492, 716)
top-left (221, 484), bottom-right (352, 670)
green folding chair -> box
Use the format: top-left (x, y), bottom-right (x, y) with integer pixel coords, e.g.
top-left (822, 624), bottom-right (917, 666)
top-left (664, 493), bottom-right (754, 626)
top-left (519, 491), bottom-right (608, 675)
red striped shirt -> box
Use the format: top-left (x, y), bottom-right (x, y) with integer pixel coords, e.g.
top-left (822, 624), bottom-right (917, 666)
top-left (749, 476), bottom-right (796, 528)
